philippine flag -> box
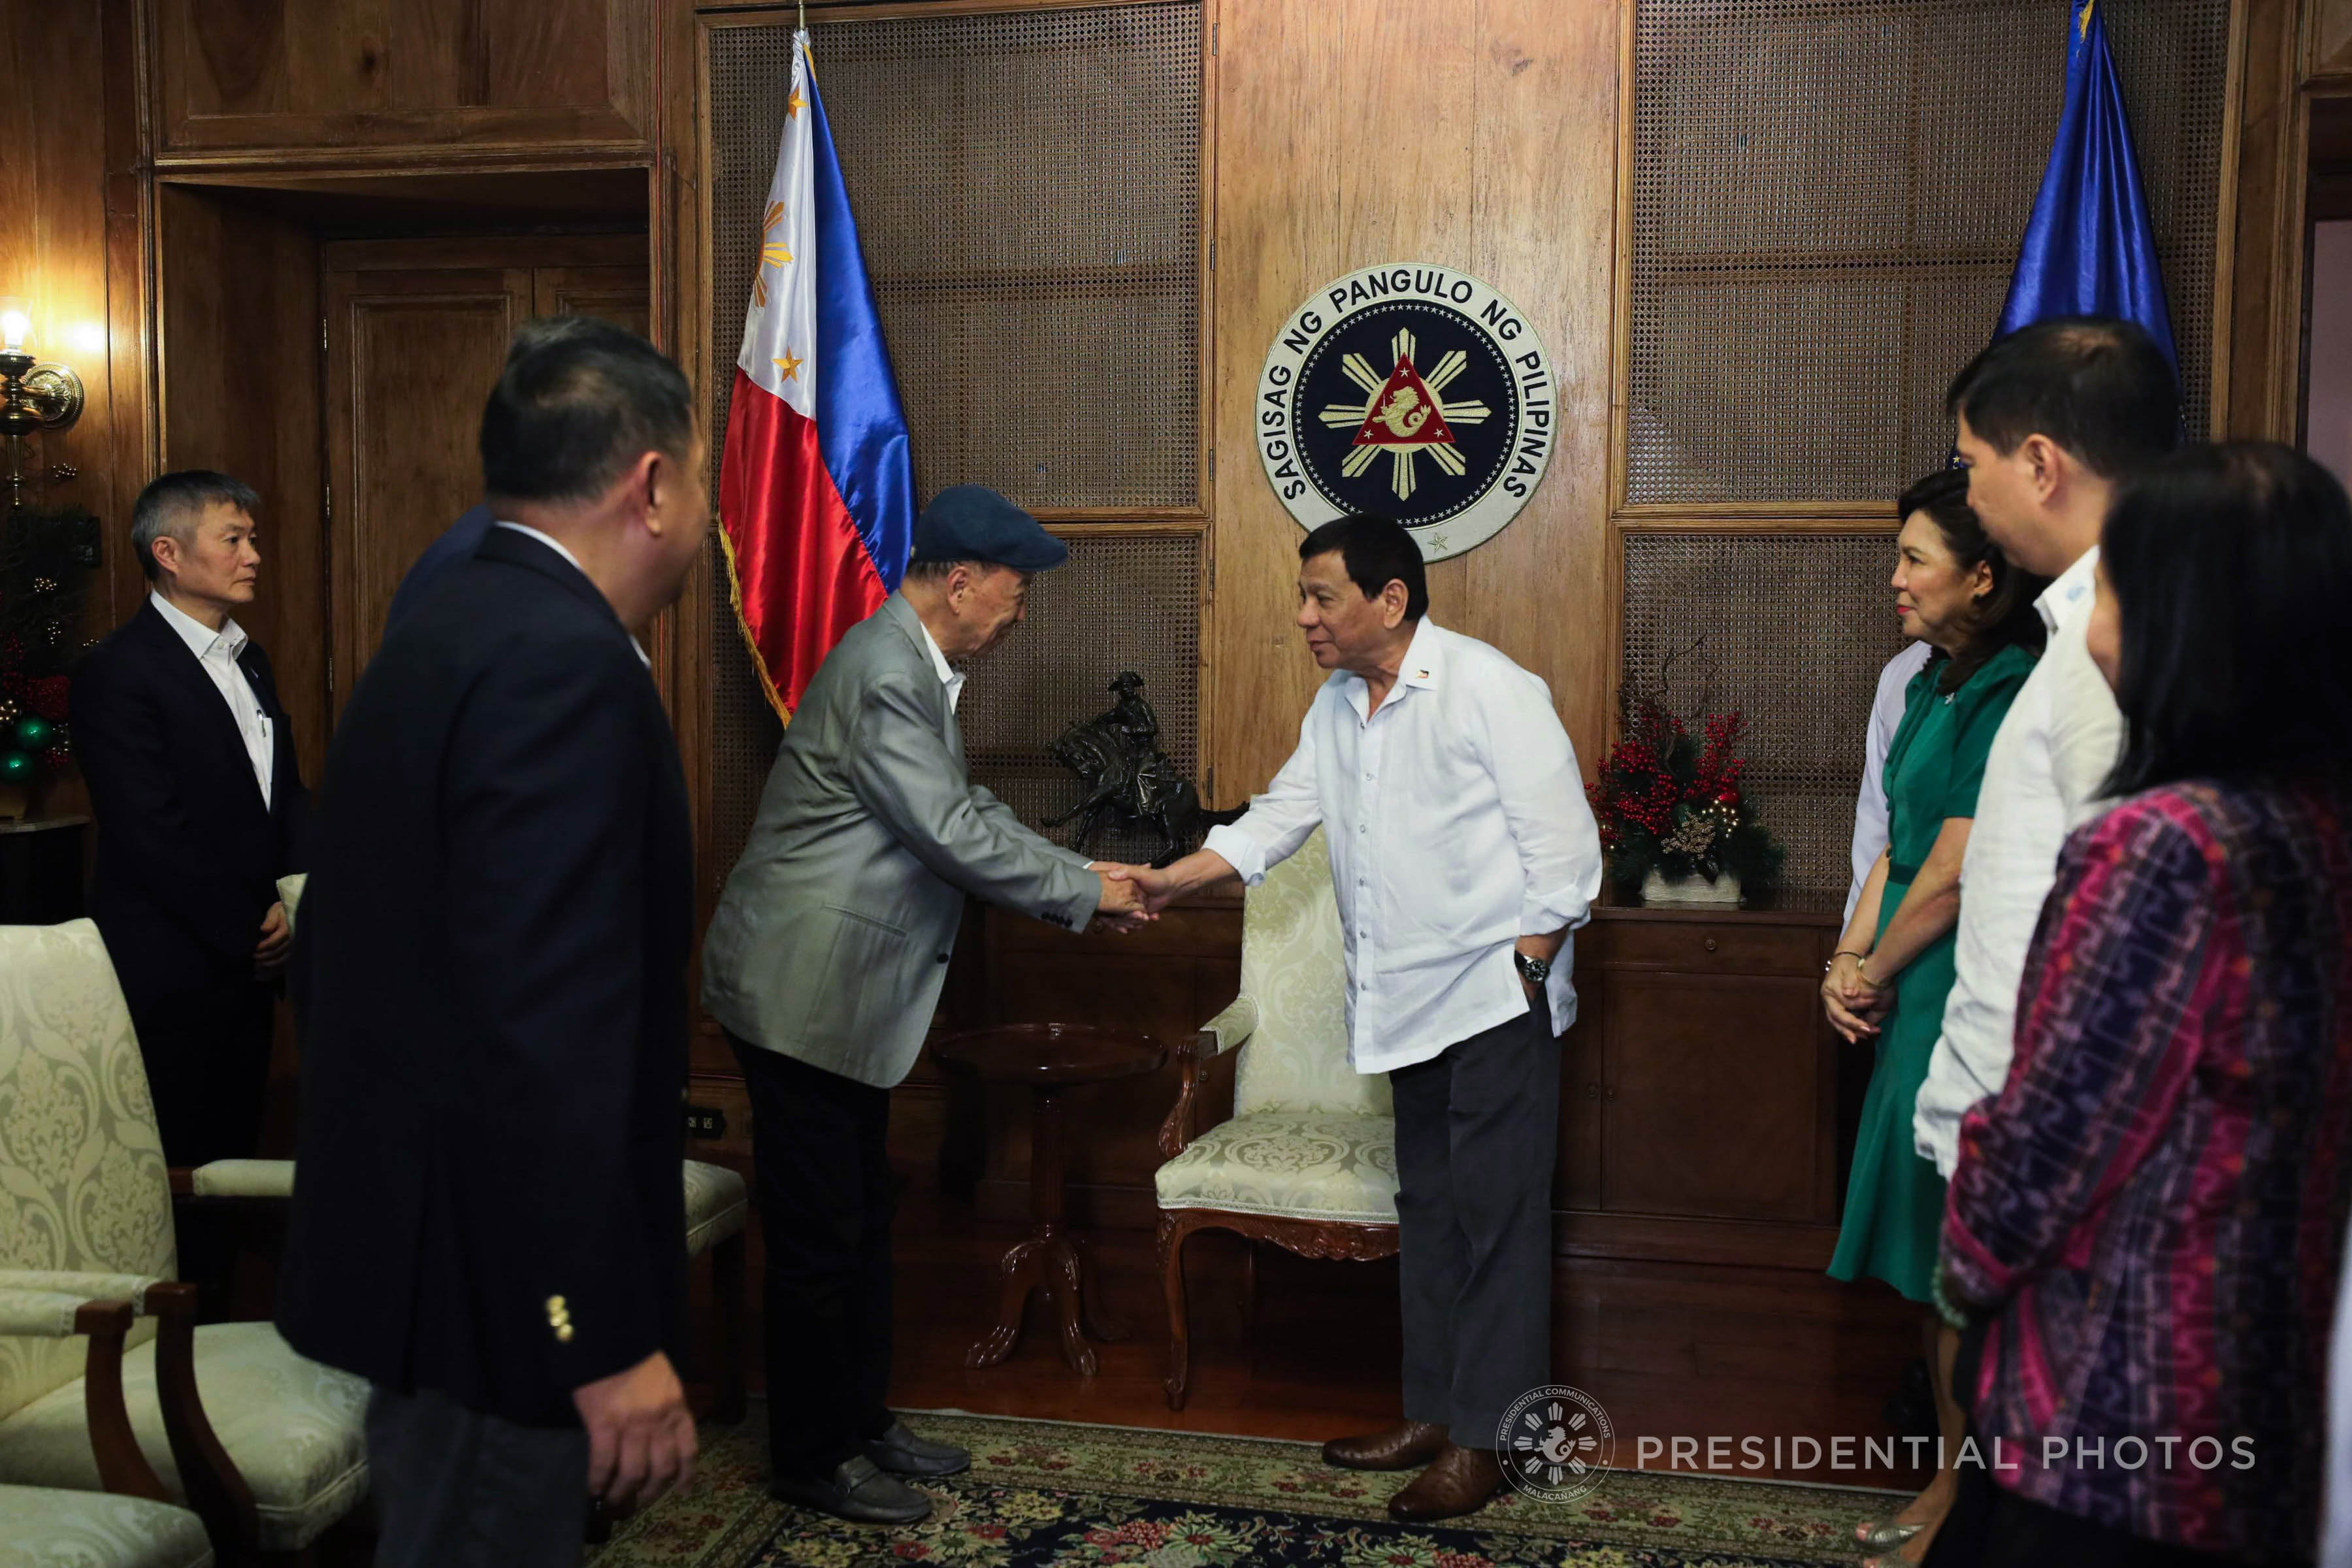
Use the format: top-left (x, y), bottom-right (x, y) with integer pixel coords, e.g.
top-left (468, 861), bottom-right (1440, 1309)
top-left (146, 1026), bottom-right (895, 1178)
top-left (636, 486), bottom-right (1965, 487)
top-left (718, 30), bottom-right (915, 720)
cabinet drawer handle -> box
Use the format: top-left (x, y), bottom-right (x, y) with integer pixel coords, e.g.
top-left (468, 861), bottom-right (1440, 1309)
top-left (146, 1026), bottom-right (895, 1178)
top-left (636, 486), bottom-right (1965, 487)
top-left (1703, 938), bottom-right (1720, 953)
top-left (1584, 1082), bottom-right (1600, 1100)
top-left (1605, 1086), bottom-right (1617, 1101)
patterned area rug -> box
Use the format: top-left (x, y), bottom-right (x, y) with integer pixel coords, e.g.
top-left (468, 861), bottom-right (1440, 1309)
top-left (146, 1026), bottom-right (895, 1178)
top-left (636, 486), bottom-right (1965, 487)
top-left (589, 1414), bottom-right (1895, 1567)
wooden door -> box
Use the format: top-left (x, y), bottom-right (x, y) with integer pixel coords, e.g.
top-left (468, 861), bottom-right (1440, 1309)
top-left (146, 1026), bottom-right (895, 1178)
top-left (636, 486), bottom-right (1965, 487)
top-left (324, 236), bottom-right (647, 707)
top-left (534, 266), bottom-right (651, 336)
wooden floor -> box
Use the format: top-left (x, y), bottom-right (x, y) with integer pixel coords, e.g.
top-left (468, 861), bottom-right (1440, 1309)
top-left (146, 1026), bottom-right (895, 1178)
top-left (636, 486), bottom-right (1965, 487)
top-left (838, 1183), bottom-right (1933, 1490)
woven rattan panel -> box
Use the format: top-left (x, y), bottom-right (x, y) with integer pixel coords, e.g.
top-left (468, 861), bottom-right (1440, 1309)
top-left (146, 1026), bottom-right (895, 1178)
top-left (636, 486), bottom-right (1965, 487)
top-left (958, 531), bottom-right (1203, 868)
top-left (704, 6), bottom-right (1205, 882)
top-left (1627, 0), bottom-right (2229, 505)
top-left (1622, 533), bottom-right (1910, 894)
top-left (704, 5), bottom-right (1201, 510)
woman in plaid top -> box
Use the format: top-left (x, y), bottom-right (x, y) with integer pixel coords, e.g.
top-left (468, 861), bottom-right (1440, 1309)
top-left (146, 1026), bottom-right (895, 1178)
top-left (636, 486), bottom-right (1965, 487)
top-left (1935, 443), bottom-right (2352, 1567)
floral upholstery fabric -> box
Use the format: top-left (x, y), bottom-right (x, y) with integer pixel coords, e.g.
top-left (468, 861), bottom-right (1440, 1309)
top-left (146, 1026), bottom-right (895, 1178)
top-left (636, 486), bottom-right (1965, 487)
top-left (0, 924), bottom-right (172, 1425)
top-left (683, 1159), bottom-right (747, 1256)
top-left (1154, 1113), bottom-right (1397, 1225)
top-left (0, 1321), bottom-right (368, 1552)
top-left (0, 1484), bottom-right (212, 1568)
top-left (0, 923), bottom-right (369, 1550)
top-left (1228, 830), bottom-right (1390, 1120)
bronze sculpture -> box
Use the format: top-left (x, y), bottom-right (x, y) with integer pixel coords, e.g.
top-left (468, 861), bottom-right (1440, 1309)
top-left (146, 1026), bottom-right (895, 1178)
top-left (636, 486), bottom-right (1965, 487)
top-left (1048, 672), bottom-right (1239, 867)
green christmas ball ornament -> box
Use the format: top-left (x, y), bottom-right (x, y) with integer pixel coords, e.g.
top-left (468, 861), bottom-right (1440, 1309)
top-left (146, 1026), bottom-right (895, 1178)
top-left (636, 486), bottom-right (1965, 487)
top-left (0, 751), bottom-right (32, 784)
top-left (14, 715), bottom-right (52, 751)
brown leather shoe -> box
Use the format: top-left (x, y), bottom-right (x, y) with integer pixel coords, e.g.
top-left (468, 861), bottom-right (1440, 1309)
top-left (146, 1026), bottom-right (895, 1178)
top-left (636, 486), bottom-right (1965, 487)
top-left (1386, 1444), bottom-right (1505, 1522)
top-left (1321, 1420), bottom-right (1450, 1471)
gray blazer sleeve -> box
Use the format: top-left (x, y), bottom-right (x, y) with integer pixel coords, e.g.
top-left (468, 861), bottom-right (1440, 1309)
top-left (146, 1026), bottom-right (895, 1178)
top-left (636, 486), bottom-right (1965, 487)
top-left (849, 672), bottom-right (1102, 928)
top-left (972, 783), bottom-right (1094, 870)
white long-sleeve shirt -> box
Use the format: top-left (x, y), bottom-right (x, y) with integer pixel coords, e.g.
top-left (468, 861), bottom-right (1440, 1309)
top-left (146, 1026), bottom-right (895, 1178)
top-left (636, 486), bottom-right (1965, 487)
top-left (1201, 618), bottom-right (1603, 1073)
top-left (1912, 547), bottom-right (2123, 1176)
top-left (1845, 641), bottom-right (1936, 924)
top-left (150, 591), bottom-right (274, 809)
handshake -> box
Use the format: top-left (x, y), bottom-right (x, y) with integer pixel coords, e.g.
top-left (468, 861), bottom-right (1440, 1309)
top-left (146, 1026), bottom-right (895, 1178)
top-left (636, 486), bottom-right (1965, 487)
top-left (1088, 862), bottom-right (1184, 934)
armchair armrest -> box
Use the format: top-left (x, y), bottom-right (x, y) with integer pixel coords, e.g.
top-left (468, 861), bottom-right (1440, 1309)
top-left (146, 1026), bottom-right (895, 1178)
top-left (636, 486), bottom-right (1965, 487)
top-left (0, 1273), bottom-right (169, 1505)
top-left (1158, 994), bottom-right (1258, 1160)
top-left (276, 872), bottom-right (306, 925)
top-left (0, 1271), bottom-right (164, 1333)
top-left (169, 1158), bottom-right (295, 1201)
top-left (0, 1275), bottom-right (261, 1554)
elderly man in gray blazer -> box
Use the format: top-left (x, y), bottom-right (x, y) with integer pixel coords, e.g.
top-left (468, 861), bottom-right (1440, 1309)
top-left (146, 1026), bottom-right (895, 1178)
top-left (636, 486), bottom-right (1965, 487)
top-left (702, 484), bottom-right (1147, 1525)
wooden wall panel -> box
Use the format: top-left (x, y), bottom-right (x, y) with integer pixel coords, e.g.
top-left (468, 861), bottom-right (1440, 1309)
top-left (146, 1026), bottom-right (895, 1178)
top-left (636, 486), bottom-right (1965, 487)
top-left (2227, 0), bottom-right (2313, 440)
top-left (1209, 0), bottom-right (1617, 804)
top-left (2316, 0), bottom-right (2352, 78)
top-left (0, 0), bottom-right (149, 643)
top-left (155, 187), bottom-right (329, 787)
top-left (155, 0), bottom-right (654, 159)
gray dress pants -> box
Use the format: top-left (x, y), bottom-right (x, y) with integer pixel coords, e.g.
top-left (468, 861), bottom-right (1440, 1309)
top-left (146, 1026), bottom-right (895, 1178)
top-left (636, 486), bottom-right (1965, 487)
top-left (367, 1385), bottom-right (589, 1568)
top-left (1387, 990), bottom-right (1561, 1446)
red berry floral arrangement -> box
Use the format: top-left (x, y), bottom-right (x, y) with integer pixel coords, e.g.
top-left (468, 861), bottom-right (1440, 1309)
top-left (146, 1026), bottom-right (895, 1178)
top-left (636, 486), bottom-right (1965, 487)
top-left (1586, 696), bottom-right (1782, 896)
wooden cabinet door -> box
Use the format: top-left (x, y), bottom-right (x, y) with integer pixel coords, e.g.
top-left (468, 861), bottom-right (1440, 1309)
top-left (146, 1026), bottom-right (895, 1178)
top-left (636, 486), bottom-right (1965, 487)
top-left (1599, 970), bottom-right (1830, 1224)
top-left (326, 264), bottom-right (532, 708)
top-left (155, 0), bottom-right (652, 157)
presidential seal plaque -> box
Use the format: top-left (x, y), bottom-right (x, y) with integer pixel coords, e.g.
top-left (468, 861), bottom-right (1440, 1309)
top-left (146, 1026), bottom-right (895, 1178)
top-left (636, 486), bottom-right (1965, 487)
top-left (1256, 264), bottom-right (1555, 563)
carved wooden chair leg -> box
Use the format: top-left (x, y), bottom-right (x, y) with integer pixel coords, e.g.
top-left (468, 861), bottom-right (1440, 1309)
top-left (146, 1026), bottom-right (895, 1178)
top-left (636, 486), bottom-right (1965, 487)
top-left (711, 1228), bottom-right (748, 1425)
top-left (1159, 1213), bottom-right (1192, 1410)
top-left (1241, 1239), bottom-right (1260, 1378)
top-left (147, 1282), bottom-right (260, 1563)
top-left (76, 1300), bottom-right (168, 1505)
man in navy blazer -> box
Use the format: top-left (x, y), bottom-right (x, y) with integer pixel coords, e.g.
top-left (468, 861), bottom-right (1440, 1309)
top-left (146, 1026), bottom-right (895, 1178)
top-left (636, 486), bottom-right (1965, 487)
top-left (72, 470), bottom-right (308, 1171)
top-left (280, 318), bottom-right (703, 1563)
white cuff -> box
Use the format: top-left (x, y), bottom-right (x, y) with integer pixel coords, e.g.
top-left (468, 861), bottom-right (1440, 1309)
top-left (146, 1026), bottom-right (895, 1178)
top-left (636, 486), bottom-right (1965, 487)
top-left (1201, 823), bottom-right (1269, 887)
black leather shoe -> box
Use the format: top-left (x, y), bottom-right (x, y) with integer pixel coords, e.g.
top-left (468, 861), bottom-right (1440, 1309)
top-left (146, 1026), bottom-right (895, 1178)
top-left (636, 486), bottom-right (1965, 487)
top-left (770, 1456), bottom-right (932, 1524)
top-left (864, 1418), bottom-right (972, 1478)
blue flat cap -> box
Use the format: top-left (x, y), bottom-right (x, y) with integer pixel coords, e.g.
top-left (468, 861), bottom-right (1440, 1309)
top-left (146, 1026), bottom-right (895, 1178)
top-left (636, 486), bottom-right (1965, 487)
top-left (908, 485), bottom-right (1068, 572)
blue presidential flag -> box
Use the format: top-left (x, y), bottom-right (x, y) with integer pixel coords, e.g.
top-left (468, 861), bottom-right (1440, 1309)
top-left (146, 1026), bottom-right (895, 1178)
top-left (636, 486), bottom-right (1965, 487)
top-left (1995, 0), bottom-right (2177, 364)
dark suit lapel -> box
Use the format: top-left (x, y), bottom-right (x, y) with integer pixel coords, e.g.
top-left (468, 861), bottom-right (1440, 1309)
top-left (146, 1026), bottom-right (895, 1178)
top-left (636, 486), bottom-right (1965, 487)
top-left (133, 602), bottom-right (270, 818)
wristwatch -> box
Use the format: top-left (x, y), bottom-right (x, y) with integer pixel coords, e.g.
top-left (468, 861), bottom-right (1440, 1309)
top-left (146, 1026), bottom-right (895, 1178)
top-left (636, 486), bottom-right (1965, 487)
top-left (1514, 951), bottom-right (1551, 987)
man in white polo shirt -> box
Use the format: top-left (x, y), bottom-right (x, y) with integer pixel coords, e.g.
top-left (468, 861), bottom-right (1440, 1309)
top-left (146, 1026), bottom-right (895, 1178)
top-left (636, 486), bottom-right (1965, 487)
top-left (1911, 318), bottom-right (2180, 1179)
top-left (1126, 515), bottom-right (1601, 1524)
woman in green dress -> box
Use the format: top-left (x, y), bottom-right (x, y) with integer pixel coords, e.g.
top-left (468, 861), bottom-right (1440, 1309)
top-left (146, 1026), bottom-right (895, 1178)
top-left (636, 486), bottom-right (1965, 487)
top-left (1822, 468), bottom-right (2046, 1567)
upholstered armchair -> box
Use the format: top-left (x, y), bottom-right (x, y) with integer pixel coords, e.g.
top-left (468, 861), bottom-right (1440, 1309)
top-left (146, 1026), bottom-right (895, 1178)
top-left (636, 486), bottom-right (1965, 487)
top-left (1153, 829), bottom-right (1399, 1409)
top-left (0, 920), bottom-right (368, 1562)
top-left (273, 874), bottom-right (749, 1424)
top-left (0, 1482), bottom-right (216, 1568)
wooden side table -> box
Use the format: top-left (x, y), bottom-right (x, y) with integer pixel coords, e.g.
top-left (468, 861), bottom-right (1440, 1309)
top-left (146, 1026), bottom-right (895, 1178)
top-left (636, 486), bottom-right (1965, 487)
top-left (933, 1022), bottom-right (1166, 1375)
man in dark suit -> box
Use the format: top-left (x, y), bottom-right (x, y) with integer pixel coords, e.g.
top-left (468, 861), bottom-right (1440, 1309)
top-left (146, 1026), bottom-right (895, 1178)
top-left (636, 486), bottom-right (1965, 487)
top-left (72, 470), bottom-right (308, 1173)
top-left (278, 318), bottom-right (704, 1565)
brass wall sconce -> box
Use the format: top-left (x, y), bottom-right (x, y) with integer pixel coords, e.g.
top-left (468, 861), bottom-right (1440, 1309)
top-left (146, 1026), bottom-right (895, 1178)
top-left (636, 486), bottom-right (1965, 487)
top-left (1, 298), bottom-right (86, 515)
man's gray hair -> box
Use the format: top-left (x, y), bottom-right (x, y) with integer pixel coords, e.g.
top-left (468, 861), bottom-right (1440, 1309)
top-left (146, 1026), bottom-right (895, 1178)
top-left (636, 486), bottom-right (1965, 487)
top-left (130, 470), bottom-right (261, 583)
top-left (905, 559), bottom-right (982, 583)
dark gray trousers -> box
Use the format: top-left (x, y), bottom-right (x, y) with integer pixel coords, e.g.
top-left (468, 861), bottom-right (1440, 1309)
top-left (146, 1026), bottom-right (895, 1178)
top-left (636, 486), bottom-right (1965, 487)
top-left (1388, 994), bottom-right (1561, 1448)
top-left (367, 1386), bottom-right (588, 1568)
